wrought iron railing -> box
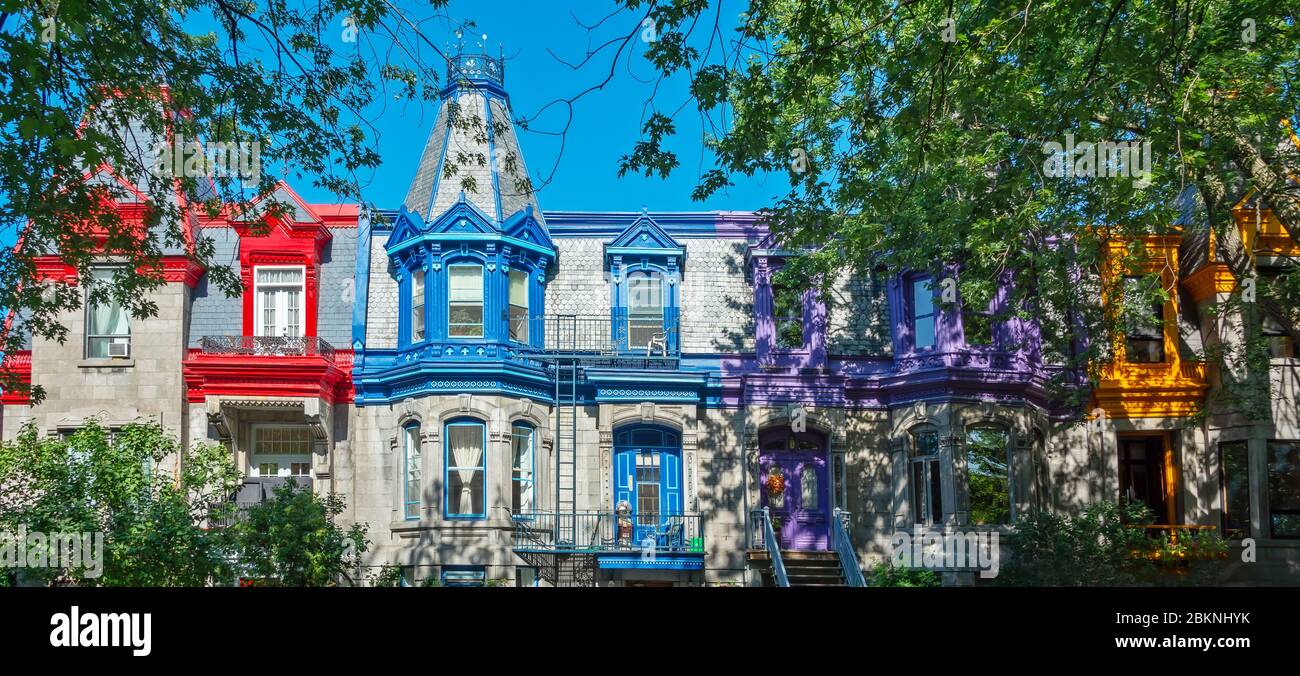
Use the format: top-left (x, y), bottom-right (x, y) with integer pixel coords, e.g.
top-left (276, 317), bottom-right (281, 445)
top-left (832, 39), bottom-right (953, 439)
top-left (749, 507), bottom-right (789, 587)
top-left (832, 508), bottom-right (867, 587)
top-left (512, 511), bottom-right (704, 554)
top-left (206, 476), bottom-right (313, 528)
top-left (536, 314), bottom-right (679, 357)
top-left (198, 335), bottom-right (336, 362)
top-left (447, 54), bottom-right (504, 84)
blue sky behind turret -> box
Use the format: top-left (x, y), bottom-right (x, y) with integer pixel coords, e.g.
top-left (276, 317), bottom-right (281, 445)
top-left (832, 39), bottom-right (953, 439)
top-left (297, 0), bottom-right (778, 214)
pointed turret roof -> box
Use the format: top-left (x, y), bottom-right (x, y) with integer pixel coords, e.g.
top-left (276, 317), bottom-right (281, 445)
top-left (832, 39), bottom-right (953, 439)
top-left (403, 53), bottom-right (543, 227)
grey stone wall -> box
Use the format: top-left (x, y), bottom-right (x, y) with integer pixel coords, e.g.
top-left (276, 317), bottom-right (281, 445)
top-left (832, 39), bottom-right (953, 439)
top-left (680, 240), bottom-right (753, 354)
top-left (544, 239), bottom-right (610, 318)
top-left (8, 280), bottom-right (190, 446)
top-left (827, 271), bottom-right (891, 356)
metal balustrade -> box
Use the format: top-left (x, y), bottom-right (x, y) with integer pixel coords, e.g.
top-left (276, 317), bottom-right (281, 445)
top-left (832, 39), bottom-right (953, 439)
top-left (512, 511), bottom-right (704, 554)
top-left (749, 507), bottom-right (789, 587)
top-left (832, 508), bottom-right (867, 587)
top-left (198, 335), bottom-right (336, 362)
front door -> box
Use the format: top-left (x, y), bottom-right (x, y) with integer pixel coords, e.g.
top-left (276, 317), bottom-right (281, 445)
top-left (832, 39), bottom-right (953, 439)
top-left (759, 430), bottom-right (829, 550)
top-left (613, 427), bottom-right (682, 547)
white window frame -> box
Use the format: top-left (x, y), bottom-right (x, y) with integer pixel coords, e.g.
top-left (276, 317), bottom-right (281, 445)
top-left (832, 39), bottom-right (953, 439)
top-left (249, 424), bottom-right (313, 479)
top-left (253, 265), bottom-right (306, 338)
top-left (508, 268), bottom-right (529, 343)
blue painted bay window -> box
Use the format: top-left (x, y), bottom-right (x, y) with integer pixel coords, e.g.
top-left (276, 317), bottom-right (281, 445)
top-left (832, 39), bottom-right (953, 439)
top-left (606, 214), bottom-right (684, 355)
top-left (444, 419), bottom-right (486, 519)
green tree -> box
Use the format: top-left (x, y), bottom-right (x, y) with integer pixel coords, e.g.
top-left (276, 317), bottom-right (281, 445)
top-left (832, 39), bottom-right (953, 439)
top-left (223, 480), bottom-right (368, 587)
top-left (594, 0), bottom-right (1300, 412)
top-left (996, 501), bottom-right (1228, 586)
top-left (0, 1), bottom-right (516, 402)
top-left (0, 420), bottom-right (241, 585)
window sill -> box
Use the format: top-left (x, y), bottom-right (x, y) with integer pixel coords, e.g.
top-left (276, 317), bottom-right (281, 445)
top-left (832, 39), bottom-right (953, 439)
top-left (78, 358), bottom-right (134, 369)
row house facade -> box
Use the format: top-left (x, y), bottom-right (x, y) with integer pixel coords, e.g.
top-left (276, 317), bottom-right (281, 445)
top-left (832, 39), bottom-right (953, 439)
top-left (2, 56), bottom-right (1297, 585)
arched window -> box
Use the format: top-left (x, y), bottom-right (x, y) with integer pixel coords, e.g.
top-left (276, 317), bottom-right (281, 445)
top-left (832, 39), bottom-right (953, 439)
top-left (966, 425), bottom-right (1012, 525)
top-left (910, 427), bottom-right (942, 525)
top-left (445, 419), bottom-right (486, 518)
top-left (402, 423), bottom-right (421, 520)
top-left (511, 423), bottom-right (534, 515)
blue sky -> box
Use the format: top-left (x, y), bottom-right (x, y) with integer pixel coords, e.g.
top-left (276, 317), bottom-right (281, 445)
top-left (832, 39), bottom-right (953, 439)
top-left (301, 0), bottom-right (781, 213)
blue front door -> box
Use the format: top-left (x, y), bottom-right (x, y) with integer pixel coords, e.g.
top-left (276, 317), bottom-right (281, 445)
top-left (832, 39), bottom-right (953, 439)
top-left (613, 427), bottom-right (682, 547)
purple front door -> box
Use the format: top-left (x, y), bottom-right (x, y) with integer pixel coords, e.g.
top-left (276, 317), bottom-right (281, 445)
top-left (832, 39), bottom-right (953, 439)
top-left (759, 430), bottom-right (829, 550)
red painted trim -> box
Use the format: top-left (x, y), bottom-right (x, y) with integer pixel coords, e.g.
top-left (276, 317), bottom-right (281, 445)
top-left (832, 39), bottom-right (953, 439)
top-left (183, 349), bottom-right (354, 404)
top-left (1, 350), bottom-right (32, 405)
top-left (32, 255), bottom-right (206, 288)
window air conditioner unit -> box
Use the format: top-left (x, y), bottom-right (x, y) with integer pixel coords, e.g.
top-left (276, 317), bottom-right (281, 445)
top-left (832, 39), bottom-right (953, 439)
top-left (108, 341), bottom-right (130, 358)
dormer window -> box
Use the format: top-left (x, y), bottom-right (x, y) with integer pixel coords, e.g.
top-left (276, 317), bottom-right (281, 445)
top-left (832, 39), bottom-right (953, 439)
top-left (410, 269), bottom-right (426, 343)
top-left (508, 268), bottom-right (529, 342)
top-left (773, 283), bottom-right (806, 349)
top-left (910, 277), bottom-right (938, 350)
top-left (254, 266), bottom-right (304, 338)
top-left (1123, 276), bottom-right (1164, 363)
top-left (448, 263), bottom-right (484, 338)
top-left (626, 269), bottom-right (665, 349)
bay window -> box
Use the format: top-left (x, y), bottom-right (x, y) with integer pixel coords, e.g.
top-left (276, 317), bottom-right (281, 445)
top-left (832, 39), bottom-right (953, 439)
top-left (403, 424), bottom-right (421, 520)
top-left (85, 267), bottom-right (131, 358)
top-left (511, 423), bottom-right (534, 515)
top-left (966, 426), bottom-right (1012, 525)
top-left (1268, 441), bottom-right (1300, 538)
top-left (910, 278), bottom-right (937, 350)
top-left (445, 420), bottom-right (486, 518)
top-left (1220, 441), bottom-right (1251, 538)
top-left (1122, 276), bottom-right (1165, 363)
top-left (910, 428), bottom-right (943, 526)
top-left (448, 264), bottom-right (484, 338)
top-left (410, 269), bottom-right (426, 343)
top-left (509, 269), bottom-right (529, 342)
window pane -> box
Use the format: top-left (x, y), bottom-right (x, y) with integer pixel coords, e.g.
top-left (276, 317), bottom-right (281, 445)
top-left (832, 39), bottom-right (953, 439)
top-left (914, 315), bottom-right (936, 349)
top-left (411, 270), bottom-right (426, 342)
top-left (1221, 442), bottom-right (1250, 537)
top-left (929, 462), bottom-right (943, 524)
top-left (449, 265), bottom-right (483, 301)
top-left (912, 278), bottom-right (934, 317)
top-left (1268, 441), bottom-right (1300, 538)
top-left (404, 426), bottom-right (421, 519)
top-left (800, 465), bottom-right (818, 510)
top-left (512, 425), bottom-right (533, 513)
top-left (447, 424), bottom-right (485, 516)
top-left (967, 427), bottom-right (1011, 525)
top-left (628, 272), bottom-right (663, 312)
top-left (257, 268), bottom-right (303, 285)
top-left (509, 269), bottom-right (528, 306)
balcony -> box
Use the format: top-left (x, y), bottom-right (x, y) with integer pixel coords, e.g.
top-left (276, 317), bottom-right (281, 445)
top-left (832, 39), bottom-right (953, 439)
top-left (198, 335), bottom-right (336, 362)
top-left (184, 336), bottom-right (352, 404)
top-left (534, 314), bottom-right (680, 365)
top-left (513, 511), bottom-right (704, 569)
top-left (207, 476), bottom-right (313, 528)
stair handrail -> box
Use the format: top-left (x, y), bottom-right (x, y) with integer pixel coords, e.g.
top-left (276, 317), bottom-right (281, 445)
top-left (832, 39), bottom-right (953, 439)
top-left (760, 507), bottom-right (790, 587)
top-left (832, 508), bottom-right (867, 587)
